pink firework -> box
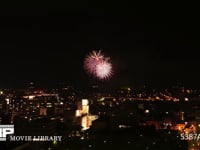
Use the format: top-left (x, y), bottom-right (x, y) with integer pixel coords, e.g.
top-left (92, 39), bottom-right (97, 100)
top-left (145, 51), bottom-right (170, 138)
top-left (96, 61), bottom-right (112, 79)
top-left (84, 50), bottom-right (104, 75)
top-left (84, 50), bottom-right (113, 80)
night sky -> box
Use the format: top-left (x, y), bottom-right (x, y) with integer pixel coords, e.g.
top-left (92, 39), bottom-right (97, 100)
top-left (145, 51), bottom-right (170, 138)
top-left (0, 4), bottom-right (200, 88)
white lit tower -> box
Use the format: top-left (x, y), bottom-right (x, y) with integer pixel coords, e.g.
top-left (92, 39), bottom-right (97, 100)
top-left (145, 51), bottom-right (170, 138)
top-left (81, 99), bottom-right (89, 115)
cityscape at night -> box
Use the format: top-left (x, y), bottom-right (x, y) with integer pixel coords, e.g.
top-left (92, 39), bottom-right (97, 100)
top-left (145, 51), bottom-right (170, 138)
top-left (0, 2), bottom-right (200, 150)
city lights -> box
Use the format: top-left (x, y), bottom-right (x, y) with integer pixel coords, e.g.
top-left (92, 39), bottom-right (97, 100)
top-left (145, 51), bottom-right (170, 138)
top-left (0, 85), bottom-right (199, 149)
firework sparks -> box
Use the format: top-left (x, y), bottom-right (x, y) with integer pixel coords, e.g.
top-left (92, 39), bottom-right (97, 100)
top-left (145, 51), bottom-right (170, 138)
top-left (84, 50), bottom-right (112, 80)
top-left (84, 50), bottom-right (104, 75)
top-left (96, 61), bottom-right (112, 79)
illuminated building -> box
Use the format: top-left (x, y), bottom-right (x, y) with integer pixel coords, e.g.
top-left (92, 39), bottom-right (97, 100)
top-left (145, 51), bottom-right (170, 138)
top-left (75, 99), bottom-right (89, 117)
top-left (174, 123), bottom-right (185, 132)
top-left (82, 99), bottom-right (89, 115)
top-left (75, 99), bottom-right (98, 130)
top-left (40, 107), bottom-right (47, 116)
top-left (81, 116), bottom-right (89, 130)
top-left (75, 110), bottom-right (82, 117)
top-left (181, 111), bottom-right (184, 121)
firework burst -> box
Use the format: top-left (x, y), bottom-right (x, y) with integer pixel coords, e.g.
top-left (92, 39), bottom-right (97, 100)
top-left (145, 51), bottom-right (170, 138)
top-left (96, 60), bottom-right (112, 79)
top-left (84, 50), bottom-right (112, 80)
